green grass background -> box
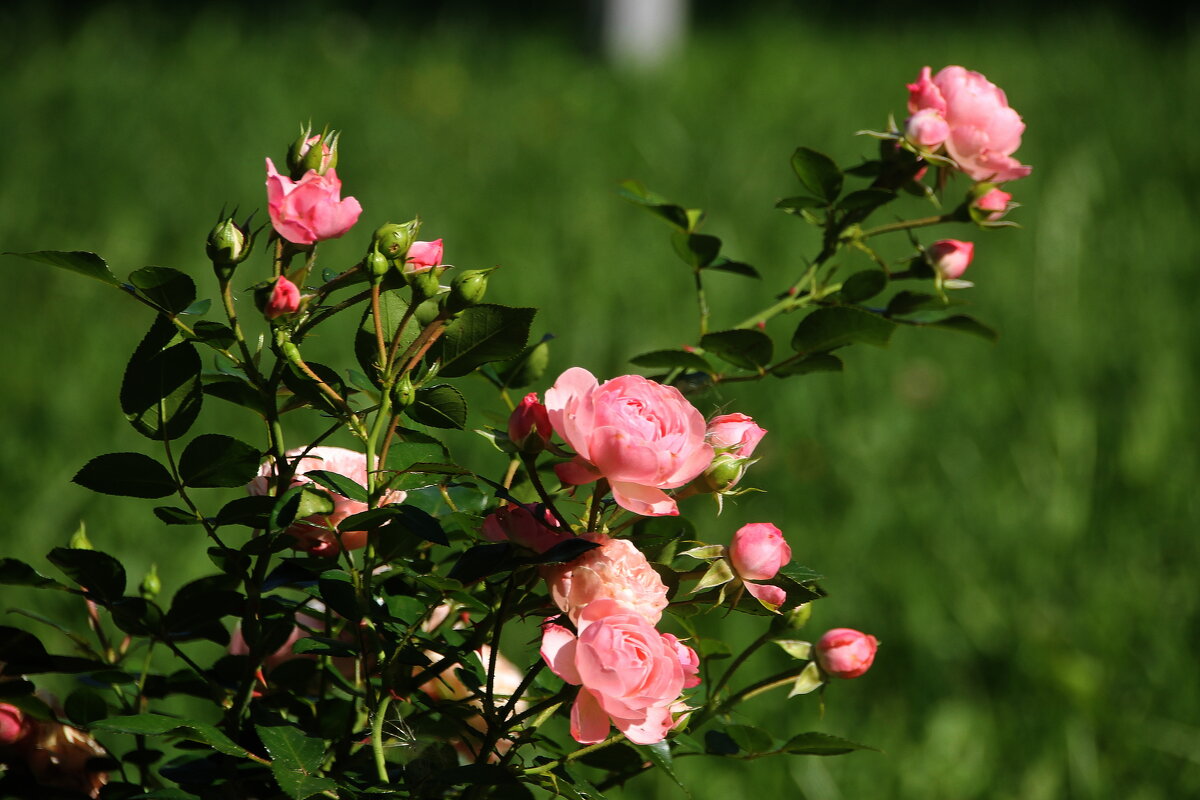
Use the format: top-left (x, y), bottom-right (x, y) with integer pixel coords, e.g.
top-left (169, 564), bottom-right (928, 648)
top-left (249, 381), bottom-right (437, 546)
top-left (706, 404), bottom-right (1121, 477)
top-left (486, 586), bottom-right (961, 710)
top-left (2, 4), bottom-right (1198, 798)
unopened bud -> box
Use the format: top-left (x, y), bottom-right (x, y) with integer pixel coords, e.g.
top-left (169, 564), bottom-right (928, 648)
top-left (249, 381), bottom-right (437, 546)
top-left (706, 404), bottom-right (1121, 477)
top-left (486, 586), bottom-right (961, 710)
top-left (69, 522), bottom-right (93, 550)
top-left (140, 564), bottom-right (161, 600)
top-left (373, 220), bottom-right (420, 262)
top-left (508, 393), bottom-right (552, 454)
top-left (703, 453), bottom-right (749, 493)
top-left (411, 266), bottom-right (445, 302)
top-left (287, 125), bottom-right (338, 177)
top-left (207, 217), bottom-right (252, 273)
top-left (366, 250), bottom-right (390, 280)
top-left (391, 375), bottom-right (416, 409)
top-left (445, 268), bottom-right (493, 313)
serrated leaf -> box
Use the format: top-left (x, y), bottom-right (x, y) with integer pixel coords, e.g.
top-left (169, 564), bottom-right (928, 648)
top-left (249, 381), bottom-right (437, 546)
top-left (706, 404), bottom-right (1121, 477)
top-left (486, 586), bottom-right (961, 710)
top-left (355, 288), bottom-right (420, 382)
top-left (780, 731), bottom-right (874, 755)
top-left (726, 724), bottom-right (774, 755)
top-left (48, 548), bottom-right (126, 601)
top-left (256, 723), bottom-right (336, 800)
top-left (129, 266), bottom-right (197, 315)
top-left (922, 314), bottom-right (999, 342)
top-left (771, 354), bottom-right (844, 378)
top-left (630, 349), bottom-right (715, 374)
top-left (303, 470), bottom-right (368, 503)
top-left (0, 558), bottom-right (65, 589)
top-left (791, 147), bottom-right (843, 203)
top-left (778, 562), bottom-right (823, 583)
top-left (839, 270), bottom-right (888, 303)
top-left (435, 304), bottom-right (536, 378)
top-left (787, 662), bottom-right (824, 697)
top-left (6, 250), bottom-right (120, 286)
top-left (178, 434), bottom-right (260, 488)
top-left (406, 383), bottom-right (468, 429)
top-left (73, 453), bottom-right (177, 498)
top-left (121, 315), bottom-right (203, 441)
top-left (792, 307), bottom-right (895, 354)
top-left (700, 329), bottom-right (774, 371)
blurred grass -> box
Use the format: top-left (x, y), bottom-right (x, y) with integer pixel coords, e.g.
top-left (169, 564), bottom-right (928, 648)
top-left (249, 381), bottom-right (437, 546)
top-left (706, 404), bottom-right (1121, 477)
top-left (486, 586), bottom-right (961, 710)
top-left (2, 4), bottom-right (1199, 798)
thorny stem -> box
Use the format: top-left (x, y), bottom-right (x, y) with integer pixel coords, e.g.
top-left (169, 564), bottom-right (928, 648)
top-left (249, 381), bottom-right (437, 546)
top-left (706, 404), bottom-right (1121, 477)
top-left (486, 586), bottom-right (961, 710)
top-left (523, 733), bottom-right (625, 776)
top-left (859, 212), bottom-right (954, 239)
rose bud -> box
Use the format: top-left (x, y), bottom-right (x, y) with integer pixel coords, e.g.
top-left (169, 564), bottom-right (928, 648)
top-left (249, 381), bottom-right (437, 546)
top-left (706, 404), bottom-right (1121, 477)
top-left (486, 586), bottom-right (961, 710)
top-left (974, 187), bottom-right (1013, 221)
top-left (206, 215), bottom-right (253, 271)
top-left (404, 239), bottom-right (444, 274)
top-left (508, 393), bottom-right (553, 453)
top-left (1, 703), bottom-right (29, 746)
top-left (816, 628), bottom-right (878, 679)
top-left (905, 108), bottom-right (950, 149)
top-left (927, 239), bottom-right (974, 280)
top-left (729, 522), bottom-right (791, 582)
top-left (263, 276), bottom-right (301, 320)
top-left (445, 268), bottom-right (493, 312)
top-left (287, 126), bottom-right (338, 177)
top-left (481, 502), bottom-right (567, 554)
top-left (706, 413), bottom-right (766, 458)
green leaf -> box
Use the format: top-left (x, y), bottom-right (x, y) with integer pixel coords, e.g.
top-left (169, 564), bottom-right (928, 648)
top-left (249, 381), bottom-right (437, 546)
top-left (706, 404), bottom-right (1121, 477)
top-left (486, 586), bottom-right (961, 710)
top-left (181, 298), bottom-right (212, 316)
top-left (701, 329), bottom-right (774, 371)
top-left (121, 315), bottom-right (203, 441)
top-left (922, 314), bottom-right (999, 342)
top-left (672, 232), bottom-right (721, 268)
top-left (494, 335), bottom-right (552, 389)
top-left (836, 189), bottom-right (895, 219)
top-left (339, 504), bottom-right (448, 546)
top-left (435, 304), bottom-right (536, 378)
top-left (791, 147), bottom-right (843, 203)
top-left (706, 257), bottom-right (761, 279)
top-left (178, 434), bottom-right (260, 488)
top-left (64, 687), bottom-right (109, 726)
top-left (153, 506), bottom-right (200, 525)
top-left (406, 384), bottom-right (468, 429)
top-left (771, 354), bottom-right (844, 378)
top-left (778, 562), bottom-right (824, 583)
top-left (385, 429), bottom-right (450, 472)
top-left (282, 360), bottom-right (347, 415)
top-left (6, 250), bottom-right (120, 286)
top-left (780, 731), bottom-right (875, 756)
top-left (630, 349), bottom-right (715, 374)
top-left (73, 453), bottom-right (177, 498)
top-left (128, 266), bottom-right (196, 315)
top-left (886, 290), bottom-right (949, 316)
top-left (256, 723), bottom-right (337, 800)
top-left (203, 374), bottom-right (267, 416)
top-left (48, 548), bottom-right (126, 601)
top-left (839, 270), bottom-right (888, 303)
top-left (93, 714), bottom-right (249, 758)
top-left (617, 179), bottom-right (692, 231)
top-left (726, 724), bottom-right (774, 755)
top-left (773, 639), bottom-right (813, 660)
top-left (787, 662), bottom-right (824, 697)
top-left (290, 636), bottom-right (356, 658)
top-left (791, 307), bottom-right (895, 354)
top-left (303, 470), bottom-right (368, 503)
top-left (691, 559), bottom-right (735, 593)
top-left (216, 496), bottom-right (274, 529)
top-left (0, 558), bottom-right (65, 589)
top-left (189, 321), bottom-right (237, 351)
top-left (318, 570), bottom-right (361, 621)
top-left (633, 742), bottom-right (689, 798)
top-left (356, 289), bottom-right (420, 382)
top-left (775, 195), bottom-right (827, 213)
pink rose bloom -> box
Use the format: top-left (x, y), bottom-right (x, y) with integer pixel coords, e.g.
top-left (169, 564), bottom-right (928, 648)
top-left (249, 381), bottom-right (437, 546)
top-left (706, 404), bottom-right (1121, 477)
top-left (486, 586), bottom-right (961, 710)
top-left (816, 628), bottom-right (879, 679)
top-left (905, 108), bottom-right (950, 149)
top-left (247, 446), bottom-right (405, 556)
top-left (706, 412), bottom-right (767, 457)
top-left (975, 187), bottom-right (1013, 220)
top-left (729, 522), bottom-right (791, 609)
top-left (265, 158), bottom-right (362, 245)
top-left (1, 703), bottom-right (29, 746)
top-left (907, 66), bottom-right (1032, 182)
top-left (927, 239), bottom-right (975, 280)
top-left (545, 367), bottom-right (713, 516)
top-left (661, 633), bottom-right (701, 689)
top-left (481, 502), bottom-right (569, 554)
top-left (541, 599), bottom-right (692, 745)
top-left (264, 276), bottom-right (301, 319)
top-left (541, 532), bottom-right (669, 625)
top-left (404, 239), bottom-right (444, 273)
top-left (508, 392), bottom-right (553, 452)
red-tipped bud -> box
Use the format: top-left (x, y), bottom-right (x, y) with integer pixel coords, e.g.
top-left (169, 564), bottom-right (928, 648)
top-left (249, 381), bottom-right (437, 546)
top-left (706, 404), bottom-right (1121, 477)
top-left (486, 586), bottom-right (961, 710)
top-left (729, 522), bottom-right (791, 582)
top-left (816, 628), bottom-right (878, 679)
top-left (404, 239), bottom-right (444, 273)
top-left (508, 393), bottom-right (553, 453)
top-left (264, 276), bottom-right (301, 319)
top-left (927, 239), bottom-right (974, 280)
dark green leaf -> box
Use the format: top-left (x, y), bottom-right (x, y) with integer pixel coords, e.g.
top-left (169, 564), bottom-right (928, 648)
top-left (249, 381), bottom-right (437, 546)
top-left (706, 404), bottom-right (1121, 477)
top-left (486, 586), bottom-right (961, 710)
top-left (385, 429), bottom-right (449, 472)
top-left (290, 636), bottom-right (356, 658)
top-left (282, 360), bottom-right (347, 414)
top-left (64, 687), bottom-right (109, 726)
top-left (632, 516), bottom-right (695, 562)
top-left (6, 250), bottom-right (120, 286)
top-left (74, 452), bottom-right (177, 498)
top-left (791, 307), bottom-right (895, 354)
top-left (447, 543), bottom-right (516, 583)
top-left (771, 353), bottom-right (844, 378)
top-left (111, 597), bottom-right (165, 636)
top-left (845, 160), bottom-right (883, 177)
top-left (704, 730), bottom-right (739, 755)
top-left (617, 179), bottom-right (692, 231)
top-left (216, 496), bottom-right (274, 528)
top-left (630, 349), bottom-right (715, 374)
top-left (922, 314), bottom-right (999, 342)
top-left (435, 304), bottom-right (536, 378)
top-left (0, 626), bottom-right (104, 675)
top-left (256, 723), bottom-right (336, 800)
top-left (494, 335), bottom-right (552, 389)
top-left (531, 538), bottom-right (601, 565)
top-left (318, 570), bottom-right (361, 621)
top-left (633, 742), bottom-right (689, 798)
top-left (701, 329), bottom-right (774, 371)
top-left (776, 195), bottom-right (827, 213)
top-left (178, 434), bottom-right (260, 489)
top-left (189, 321), bottom-right (236, 350)
top-left (304, 470), bottom-right (368, 503)
top-left (886, 290), bottom-right (948, 316)
top-left (706, 257), bottom-right (761, 279)
top-left (726, 724), bottom-right (775, 755)
top-left (203, 374), bottom-right (267, 416)
top-left (154, 506), bottom-right (200, 525)
top-left (0, 558), bottom-right (64, 589)
top-left (839, 270), bottom-right (888, 303)
top-left (778, 562), bottom-right (824, 583)
top-left (121, 315), bottom-right (203, 441)
top-left (48, 548), bottom-right (126, 601)
top-left (836, 189), bottom-right (895, 218)
top-left (129, 267), bottom-right (196, 315)
top-left (406, 384), bottom-right (468, 429)
top-left (780, 732), bottom-right (876, 756)
top-left (791, 147), bottom-right (843, 203)
top-left (671, 232), bottom-right (721, 268)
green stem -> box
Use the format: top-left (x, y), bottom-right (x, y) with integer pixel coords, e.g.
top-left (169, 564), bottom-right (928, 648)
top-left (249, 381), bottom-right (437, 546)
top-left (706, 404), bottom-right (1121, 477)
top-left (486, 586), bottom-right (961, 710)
top-left (707, 628), bottom-right (774, 704)
top-left (370, 693), bottom-right (392, 783)
top-left (523, 733), bottom-right (625, 776)
top-left (693, 268), bottom-right (709, 337)
top-left (521, 455), bottom-right (572, 531)
top-left (860, 212), bottom-right (954, 239)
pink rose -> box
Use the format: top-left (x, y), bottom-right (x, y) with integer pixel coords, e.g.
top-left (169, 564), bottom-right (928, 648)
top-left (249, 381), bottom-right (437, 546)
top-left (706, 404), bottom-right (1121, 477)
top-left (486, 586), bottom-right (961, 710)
top-left (265, 158), bottom-right (362, 245)
top-left (541, 599), bottom-right (692, 745)
top-left (661, 633), bottom-right (701, 689)
top-left (545, 367), bottom-right (713, 516)
top-left (247, 446), bottom-right (405, 556)
top-left (729, 522), bottom-right (791, 609)
top-left (541, 532), bottom-right (669, 625)
top-left (907, 66), bottom-right (1031, 182)
top-left (816, 628), bottom-right (878, 679)
top-left (404, 239), bottom-right (444, 273)
top-left (905, 108), bottom-right (950, 149)
top-left (706, 412), bottom-right (767, 457)
top-left (508, 392), bottom-right (553, 452)
top-left (481, 502), bottom-right (569, 554)
top-left (974, 187), bottom-right (1013, 220)
top-left (1, 703), bottom-right (29, 746)
top-left (927, 239), bottom-right (975, 280)
top-left (264, 276), bottom-right (301, 319)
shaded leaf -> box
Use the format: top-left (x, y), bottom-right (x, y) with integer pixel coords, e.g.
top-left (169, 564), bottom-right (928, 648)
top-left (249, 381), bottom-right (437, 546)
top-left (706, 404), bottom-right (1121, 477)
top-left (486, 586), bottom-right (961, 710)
top-left (435, 304), bottom-right (536, 378)
top-left (129, 267), bottom-right (196, 315)
top-left (617, 179), bottom-right (692, 231)
top-left (355, 288), bottom-right (420, 382)
top-left (922, 314), bottom-right (999, 342)
top-left (771, 354), bottom-right (844, 378)
top-left (178, 434), bottom-right (260, 488)
top-left (792, 307), bottom-right (895, 354)
top-left (706, 257), bottom-right (761, 279)
top-left (203, 374), bottom-right (267, 416)
top-left (6, 250), bottom-right (120, 286)
top-left (256, 723), bottom-right (336, 800)
top-left (671, 232), bottom-right (721, 268)
top-left (153, 506), bottom-right (200, 525)
top-left (48, 548), bottom-right (126, 601)
top-left (121, 315), bottom-right (203, 441)
top-left (839, 270), bottom-right (888, 303)
top-left (700, 329), bottom-right (774, 371)
top-left (633, 742), bottom-right (689, 798)
top-left (780, 731), bottom-right (875, 755)
top-left (0, 558), bottom-right (65, 589)
top-left (630, 349), bottom-right (715, 374)
top-left (726, 724), bottom-right (774, 755)
top-left (406, 384), bottom-right (468, 429)
top-left (304, 470), bottom-right (368, 503)
top-left (494, 335), bottom-right (552, 389)
top-left (791, 147), bottom-right (843, 203)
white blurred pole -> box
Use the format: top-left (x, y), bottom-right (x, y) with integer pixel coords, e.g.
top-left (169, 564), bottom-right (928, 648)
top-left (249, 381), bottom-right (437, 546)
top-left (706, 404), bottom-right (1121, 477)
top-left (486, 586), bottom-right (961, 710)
top-left (603, 0), bottom-right (689, 69)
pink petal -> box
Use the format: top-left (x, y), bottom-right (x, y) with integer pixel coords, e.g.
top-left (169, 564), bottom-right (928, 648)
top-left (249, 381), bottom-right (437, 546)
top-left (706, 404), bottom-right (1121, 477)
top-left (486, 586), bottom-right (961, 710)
top-left (570, 688), bottom-right (612, 744)
top-left (540, 623), bottom-right (582, 685)
top-left (744, 581), bottom-right (787, 611)
top-left (609, 482), bottom-right (677, 516)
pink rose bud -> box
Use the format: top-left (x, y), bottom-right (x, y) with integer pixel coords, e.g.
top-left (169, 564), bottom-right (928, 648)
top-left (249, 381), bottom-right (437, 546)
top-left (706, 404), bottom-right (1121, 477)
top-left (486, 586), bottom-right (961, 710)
top-left (508, 393), bottom-right (553, 452)
top-left (706, 412), bottom-right (767, 457)
top-left (264, 276), bottom-right (301, 319)
top-left (481, 502), bottom-right (568, 554)
top-left (729, 522), bottom-right (791, 582)
top-left (907, 66), bottom-right (947, 116)
top-left (905, 108), bottom-right (950, 149)
top-left (1, 703), bottom-right (29, 746)
top-left (927, 239), bottom-right (975, 280)
top-left (974, 187), bottom-right (1013, 220)
top-left (816, 628), bottom-right (878, 679)
top-left (404, 239), bottom-right (444, 273)
top-left (265, 158), bottom-right (362, 245)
